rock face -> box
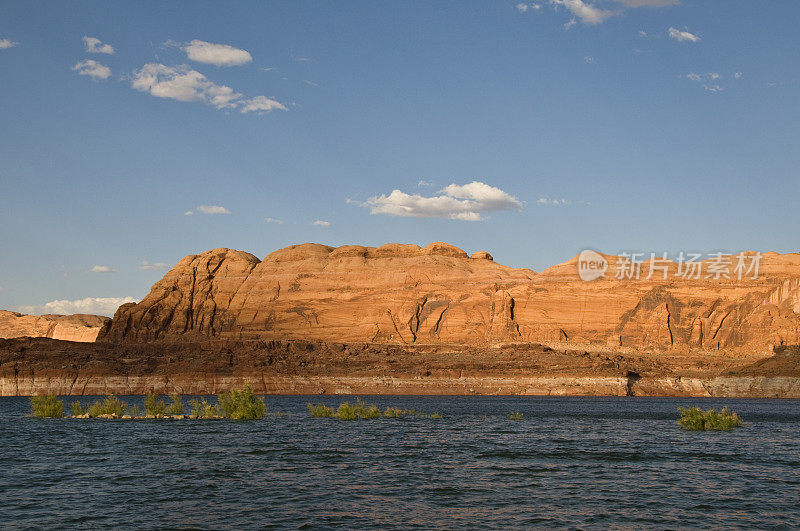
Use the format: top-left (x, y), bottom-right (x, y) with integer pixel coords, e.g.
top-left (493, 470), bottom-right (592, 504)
top-left (100, 242), bottom-right (800, 355)
top-left (0, 310), bottom-right (110, 342)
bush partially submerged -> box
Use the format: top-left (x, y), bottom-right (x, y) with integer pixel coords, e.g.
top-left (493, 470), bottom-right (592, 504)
top-left (678, 406), bottom-right (743, 431)
top-left (337, 399), bottom-right (381, 420)
top-left (165, 394), bottom-right (184, 415)
top-left (308, 403), bottom-right (335, 418)
top-left (70, 400), bottom-right (85, 416)
top-left (189, 398), bottom-right (223, 418)
top-left (144, 393), bottom-right (167, 416)
top-left (30, 394), bottom-right (64, 418)
top-left (87, 396), bottom-right (127, 417)
top-left (507, 411), bottom-right (523, 421)
top-left (217, 386), bottom-right (267, 420)
top-left (308, 400), bottom-right (441, 420)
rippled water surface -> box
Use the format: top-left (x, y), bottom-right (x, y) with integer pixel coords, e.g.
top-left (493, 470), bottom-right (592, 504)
top-left (1, 396), bottom-right (799, 529)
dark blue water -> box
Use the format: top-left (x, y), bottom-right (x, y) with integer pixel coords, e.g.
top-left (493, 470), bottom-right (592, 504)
top-left (1, 396), bottom-right (799, 529)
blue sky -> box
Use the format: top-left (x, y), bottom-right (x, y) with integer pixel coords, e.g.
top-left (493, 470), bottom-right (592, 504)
top-left (1, 0), bottom-right (799, 315)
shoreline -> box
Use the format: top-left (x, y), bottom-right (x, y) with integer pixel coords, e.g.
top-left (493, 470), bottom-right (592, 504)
top-left (4, 374), bottom-right (800, 398)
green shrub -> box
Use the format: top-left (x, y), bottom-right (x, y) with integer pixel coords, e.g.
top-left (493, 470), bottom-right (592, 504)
top-left (70, 400), bottom-right (85, 416)
top-left (30, 394), bottom-right (64, 418)
top-left (431, 412), bottom-right (442, 419)
top-left (336, 398), bottom-right (381, 420)
top-left (217, 386), bottom-right (267, 420)
top-left (87, 396), bottom-right (127, 417)
top-left (383, 406), bottom-right (405, 418)
top-left (144, 393), bottom-right (167, 416)
top-left (308, 403), bottom-right (335, 418)
top-left (678, 406), bottom-right (743, 431)
top-left (507, 411), bottom-right (523, 421)
top-left (130, 405), bottom-right (141, 417)
top-left (165, 394), bottom-right (184, 415)
top-left (189, 398), bottom-right (223, 418)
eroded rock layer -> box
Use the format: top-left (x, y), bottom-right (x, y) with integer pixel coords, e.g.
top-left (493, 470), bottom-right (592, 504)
top-left (0, 310), bottom-right (110, 342)
top-left (100, 243), bottom-right (800, 355)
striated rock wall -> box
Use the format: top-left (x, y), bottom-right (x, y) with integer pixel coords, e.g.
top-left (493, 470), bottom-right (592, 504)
top-left (0, 310), bottom-right (110, 342)
top-left (100, 243), bottom-right (800, 355)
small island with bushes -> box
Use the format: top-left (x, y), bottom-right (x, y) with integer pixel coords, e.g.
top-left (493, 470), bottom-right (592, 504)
top-left (30, 386), bottom-right (269, 420)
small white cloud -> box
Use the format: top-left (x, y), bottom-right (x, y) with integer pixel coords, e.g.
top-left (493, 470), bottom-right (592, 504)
top-left (89, 265), bottom-right (116, 273)
top-left (266, 217), bottom-right (283, 224)
top-left (184, 40), bottom-right (252, 67)
top-left (668, 27), bottom-right (700, 42)
top-left (138, 261), bottom-right (170, 271)
top-left (184, 210), bottom-right (194, 216)
top-left (734, 71), bottom-right (743, 79)
top-left (240, 95), bottom-right (288, 114)
top-left (516, 3), bottom-right (529, 12)
top-left (131, 63), bottom-right (241, 108)
top-left (359, 181), bottom-right (522, 221)
top-left (291, 54), bottom-right (310, 62)
top-left (17, 296), bottom-right (139, 317)
top-left (195, 205), bottom-right (230, 215)
top-left (0, 38), bottom-right (19, 49)
top-left (537, 197), bottom-right (570, 205)
top-left (131, 63), bottom-right (285, 114)
top-left (584, 56), bottom-right (595, 63)
top-left (83, 36), bottom-right (115, 55)
top-left (304, 80), bottom-right (319, 87)
top-left (417, 180), bottom-right (436, 187)
top-left (261, 67), bottom-right (276, 72)
top-left (72, 59), bottom-right (112, 81)
top-left (312, 220), bottom-right (331, 226)
top-left (682, 72), bottom-right (724, 92)
top-left (564, 17), bottom-right (577, 29)
top-left (638, 30), bottom-right (648, 37)
top-left (552, 0), bottom-right (612, 25)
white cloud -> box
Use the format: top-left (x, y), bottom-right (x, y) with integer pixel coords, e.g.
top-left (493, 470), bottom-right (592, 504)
top-left (516, 3), bottom-right (529, 12)
top-left (138, 261), bottom-right (170, 271)
top-left (638, 30), bottom-right (648, 37)
top-left (564, 18), bottom-right (577, 29)
top-left (584, 56), bottom-right (595, 63)
top-left (131, 64), bottom-right (286, 114)
top-left (682, 72), bottom-right (724, 92)
top-left (360, 181), bottom-right (522, 221)
top-left (184, 40), bottom-right (252, 67)
top-left (266, 217), bottom-right (283, 224)
top-left (417, 180), bottom-right (436, 187)
top-left (668, 27), bottom-right (700, 42)
top-left (89, 265), bottom-right (116, 273)
top-left (83, 36), bottom-right (114, 55)
top-left (184, 210), bottom-right (194, 216)
top-left (195, 205), bottom-right (230, 215)
top-left (734, 71), bottom-right (743, 79)
top-left (18, 296), bottom-right (139, 317)
top-left (0, 38), bottom-right (19, 49)
top-left (131, 63), bottom-right (242, 108)
top-left (72, 59), bottom-right (112, 81)
top-left (312, 220), bottom-right (331, 226)
top-left (537, 197), bottom-right (570, 205)
top-left (239, 95), bottom-right (287, 114)
top-left (552, 0), bottom-right (612, 25)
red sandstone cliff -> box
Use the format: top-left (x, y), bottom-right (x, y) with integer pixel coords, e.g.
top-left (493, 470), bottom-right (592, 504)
top-left (0, 310), bottom-right (110, 342)
top-left (99, 242), bottom-right (800, 355)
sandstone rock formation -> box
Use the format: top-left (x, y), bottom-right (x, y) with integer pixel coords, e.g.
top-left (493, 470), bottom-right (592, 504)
top-left (100, 242), bottom-right (800, 356)
top-left (0, 310), bottom-right (109, 342)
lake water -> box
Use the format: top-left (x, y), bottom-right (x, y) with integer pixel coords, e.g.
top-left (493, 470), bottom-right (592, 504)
top-left (1, 396), bottom-right (799, 529)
